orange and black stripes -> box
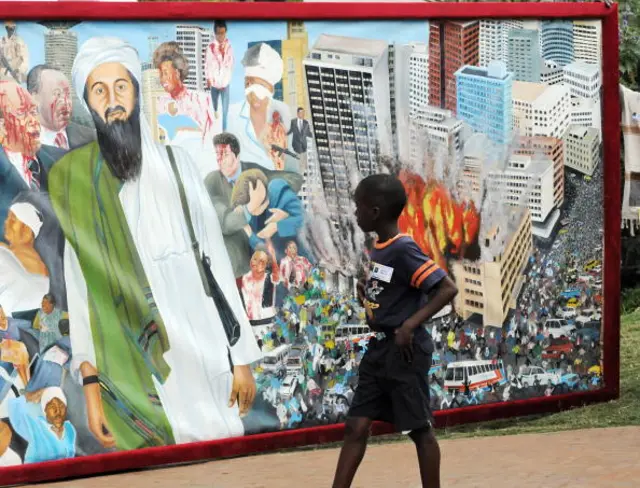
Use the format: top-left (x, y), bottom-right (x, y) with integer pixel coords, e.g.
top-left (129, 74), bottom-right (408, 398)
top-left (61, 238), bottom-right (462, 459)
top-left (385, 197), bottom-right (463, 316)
top-left (411, 260), bottom-right (440, 288)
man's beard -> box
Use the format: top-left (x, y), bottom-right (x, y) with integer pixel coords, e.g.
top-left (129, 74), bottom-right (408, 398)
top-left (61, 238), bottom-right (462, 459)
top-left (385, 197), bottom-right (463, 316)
top-left (89, 102), bottom-right (143, 182)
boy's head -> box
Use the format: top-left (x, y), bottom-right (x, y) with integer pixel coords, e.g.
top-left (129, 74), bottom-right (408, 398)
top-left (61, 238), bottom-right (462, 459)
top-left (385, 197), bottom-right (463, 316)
top-left (353, 174), bottom-right (407, 233)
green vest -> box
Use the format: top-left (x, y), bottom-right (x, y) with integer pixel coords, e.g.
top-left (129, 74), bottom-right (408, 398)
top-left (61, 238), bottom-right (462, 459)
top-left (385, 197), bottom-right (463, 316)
top-left (49, 142), bottom-right (175, 449)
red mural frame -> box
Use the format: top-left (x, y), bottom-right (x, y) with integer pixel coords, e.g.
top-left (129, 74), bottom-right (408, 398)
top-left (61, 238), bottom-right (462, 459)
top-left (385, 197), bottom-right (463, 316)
top-left (0, 2), bottom-right (620, 485)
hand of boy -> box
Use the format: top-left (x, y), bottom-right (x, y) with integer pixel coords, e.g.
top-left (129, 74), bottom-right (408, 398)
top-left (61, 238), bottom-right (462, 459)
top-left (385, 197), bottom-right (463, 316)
top-left (395, 324), bottom-right (414, 363)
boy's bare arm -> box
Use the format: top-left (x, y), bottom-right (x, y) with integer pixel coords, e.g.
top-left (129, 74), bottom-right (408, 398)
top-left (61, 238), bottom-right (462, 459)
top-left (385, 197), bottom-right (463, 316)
top-left (402, 276), bottom-right (458, 331)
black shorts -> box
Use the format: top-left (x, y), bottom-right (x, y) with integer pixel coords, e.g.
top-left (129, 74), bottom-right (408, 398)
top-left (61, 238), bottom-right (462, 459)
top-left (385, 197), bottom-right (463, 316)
top-left (348, 332), bottom-right (433, 432)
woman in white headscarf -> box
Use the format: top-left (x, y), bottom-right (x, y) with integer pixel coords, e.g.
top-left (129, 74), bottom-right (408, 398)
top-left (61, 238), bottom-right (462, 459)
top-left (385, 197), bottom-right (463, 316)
top-left (0, 202), bottom-right (49, 316)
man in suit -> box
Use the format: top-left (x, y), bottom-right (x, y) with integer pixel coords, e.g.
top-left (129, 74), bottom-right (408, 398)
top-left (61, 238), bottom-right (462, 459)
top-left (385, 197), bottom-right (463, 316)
top-left (0, 80), bottom-right (65, 242)
top-left (287, 107), bottom-right (312, 175)
top-left (26, 65), bottom-right (95, 151)
top-left (205, 132), bottom-right (302, 279)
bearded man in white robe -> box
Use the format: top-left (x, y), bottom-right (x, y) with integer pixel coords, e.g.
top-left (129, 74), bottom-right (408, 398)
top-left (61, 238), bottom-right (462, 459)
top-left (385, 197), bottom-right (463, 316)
top-left (47, 37), bottom-right (261, 451)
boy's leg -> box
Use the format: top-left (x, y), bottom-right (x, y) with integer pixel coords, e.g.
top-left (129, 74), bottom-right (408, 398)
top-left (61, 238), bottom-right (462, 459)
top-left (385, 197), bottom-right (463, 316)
top-left (331, 416), bottom-right (373, 488)
top-left (409, 425), bottom-right (441, 488)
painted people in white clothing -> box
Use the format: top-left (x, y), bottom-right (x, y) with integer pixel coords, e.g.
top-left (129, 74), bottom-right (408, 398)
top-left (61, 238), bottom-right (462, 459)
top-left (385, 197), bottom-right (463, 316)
top-left (226, 43), bottom-right (294, 172)
top-left (47, 37), bottom-right (261, 451)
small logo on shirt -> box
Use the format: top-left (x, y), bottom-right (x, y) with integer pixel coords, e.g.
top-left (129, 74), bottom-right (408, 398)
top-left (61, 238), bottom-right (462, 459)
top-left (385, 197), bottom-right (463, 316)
top-left (370, 262), bottom-right (394, 283)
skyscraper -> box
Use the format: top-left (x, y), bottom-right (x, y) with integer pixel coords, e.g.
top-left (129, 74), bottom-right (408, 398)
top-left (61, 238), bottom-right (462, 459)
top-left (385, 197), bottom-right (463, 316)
top-left (428, 21), bottom-right (479, 114)
top-left (142, 67), bottom-right (165, 143)
top-left (541, 20), bottom-right (574, 67)
top-left (479, 20), bottom-right (524, 67)
top-left (283, 21), bottom-right (310, 114)
top-left (389, 42), bottom-right (427, 162)
top-left (512, 81), bottom-right (571, 140)
top-left (176, 24), bottom-right (212, 91)
top-left (304, 34), bottom-right (391, 222)
top-left (455, 61), bottom-right (513, 146)
top-left (507, 29), bottom-right (542, 82)
top-left (573, 20), bottom-right (602, 67)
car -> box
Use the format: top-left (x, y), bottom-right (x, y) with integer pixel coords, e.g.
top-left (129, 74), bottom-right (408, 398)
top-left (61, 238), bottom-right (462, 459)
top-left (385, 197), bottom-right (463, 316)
top-left (580, 308), bottom-right (601, 322)
top-left (561, 289), bottom-right (581, 299)
top-left (520, 366), bottom-right (561, 387)
top-left (577, 275), bottom-right (593, 284)
top-left (542, 339), bottom-right (574, 361)
top-left (584, 260), bottom-right (601, 272)
top-left (279, 375), bottom-right (299, 400)
top-left (557, 308), bottom-right (577, 320)
top-left (545, 318), bottom-right (575, 338)
top-left (560, 218), bottom-right (570, 226)
top-left (566, 298), bottom-right (579, 308)
top-left (575, 327), bottom-right (601, 342)
top-left (558, 229), bottom-right (568, 235)
top-left (561, 373), bottom-right (581, 388)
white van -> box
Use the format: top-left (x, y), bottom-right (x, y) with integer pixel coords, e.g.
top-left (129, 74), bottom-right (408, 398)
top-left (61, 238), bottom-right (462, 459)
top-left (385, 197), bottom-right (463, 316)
top-left (334, 324), bottom-right (373, 343)
top-left (261, 344), bottom-right (291, 374)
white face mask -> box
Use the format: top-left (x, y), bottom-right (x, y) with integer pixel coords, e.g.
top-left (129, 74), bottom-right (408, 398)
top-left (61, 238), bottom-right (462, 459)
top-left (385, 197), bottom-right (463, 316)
top-left (245, 84), bottom-right (273, 101)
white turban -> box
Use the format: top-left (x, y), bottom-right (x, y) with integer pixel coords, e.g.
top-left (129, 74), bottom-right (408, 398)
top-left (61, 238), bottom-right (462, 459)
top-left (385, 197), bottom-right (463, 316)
top-left (9, 202), bottom-right (42, 238)
top-left (243, 43), bottom-right (283, 87)
top-left (72, 37), bottom-right (142, 112)
top-left (41, 386), bottom-right (67, 416)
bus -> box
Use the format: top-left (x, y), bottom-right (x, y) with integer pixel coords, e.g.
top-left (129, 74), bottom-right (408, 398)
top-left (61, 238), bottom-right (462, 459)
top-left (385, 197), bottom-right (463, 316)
top-left (444, 359), bottom-right (507, 393)
top-left (261, 344), bottom-right (291, 374)
top-left (334, 324), bottom-right (374, 344)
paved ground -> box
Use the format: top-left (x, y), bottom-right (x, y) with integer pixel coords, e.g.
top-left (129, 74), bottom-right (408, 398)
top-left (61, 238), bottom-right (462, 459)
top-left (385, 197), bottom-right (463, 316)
top-left (30, 426), bottom-right (639, 487)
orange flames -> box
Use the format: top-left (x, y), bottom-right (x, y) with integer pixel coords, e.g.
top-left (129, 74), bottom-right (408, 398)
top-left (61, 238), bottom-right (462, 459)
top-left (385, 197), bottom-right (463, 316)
top-left (398, 169), bottom-right (481, 272)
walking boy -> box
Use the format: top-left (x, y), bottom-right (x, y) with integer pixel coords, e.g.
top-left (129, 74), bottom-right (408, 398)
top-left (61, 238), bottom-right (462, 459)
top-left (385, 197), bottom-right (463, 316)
top-left (332, 174), bottom-right (458, 488)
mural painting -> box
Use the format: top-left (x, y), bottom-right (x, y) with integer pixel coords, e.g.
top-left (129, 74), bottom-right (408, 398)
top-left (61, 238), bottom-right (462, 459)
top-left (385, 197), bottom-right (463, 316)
top-left (0, 18), bottom-right (604, 466)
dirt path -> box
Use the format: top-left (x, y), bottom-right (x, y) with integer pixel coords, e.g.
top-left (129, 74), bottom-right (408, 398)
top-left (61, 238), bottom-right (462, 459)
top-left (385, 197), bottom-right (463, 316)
top-left (28, 426), bottom-right (639, 487)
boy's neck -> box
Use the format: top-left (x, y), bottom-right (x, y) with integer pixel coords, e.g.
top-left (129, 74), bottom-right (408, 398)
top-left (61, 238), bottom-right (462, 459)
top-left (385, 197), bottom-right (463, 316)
top-left (375, 223), bottom-right (400, 243)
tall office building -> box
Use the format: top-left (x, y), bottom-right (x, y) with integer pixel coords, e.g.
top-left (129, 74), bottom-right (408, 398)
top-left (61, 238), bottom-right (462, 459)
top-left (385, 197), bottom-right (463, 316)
top-left (541, 20), bottom-right (574, 67)
top-left (142, 67), bottom-right (165, 143)
top-left (390, 42), bottom-right (428, 162)
top-left (299, 138), bottom-right (324, 212)
top-left (479, 19), bottom-right (524, 67)
top-left (41, 22), bottom-right (91, 125)
top-left (304, 35), bottom-right (391, 222)
top-left (540, 60), bottom-right (564, 85)
top-left (176, 25), bottom-right (212, 92)
top-left (512, 81), bottom-right (571, 140)
top-left (564, 125), bottom-right (600, 176)
top-left (429, 21), bottom-right (479, 113)
top-left (409, 43), bottom-right (429, 116)
top-left (455, 61), bottom-right (513, 146)
top-left (513, 135), bottom-right (565, 208)
top-left (408, 106), bottom-right (464, 166)
top-left (486, 155), bottom-right (556, 224)
top-left (573, 20), bottom-right (602, 68)
top-left (451, 206), bottom-right (532, 327)
top-left (507, 29), bottom-right (542, 82)
top-left (563, 61), bottom-right (601, 99)
top-left (284, 21), bottom-right (310, 114)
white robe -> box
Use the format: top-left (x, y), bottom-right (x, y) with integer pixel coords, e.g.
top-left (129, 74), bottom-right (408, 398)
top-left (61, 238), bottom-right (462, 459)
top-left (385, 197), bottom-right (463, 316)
top-left (64, 143), bottom-right (262, 444)
top-left (0, 247), bottom-right (49, 316)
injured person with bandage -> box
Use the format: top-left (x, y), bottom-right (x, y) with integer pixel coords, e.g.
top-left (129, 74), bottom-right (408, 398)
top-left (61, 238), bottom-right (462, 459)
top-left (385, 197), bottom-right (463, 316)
top-left (0, 201), bottom-right (50, 316)
top-left (227, 42), bottom-right (297, 172)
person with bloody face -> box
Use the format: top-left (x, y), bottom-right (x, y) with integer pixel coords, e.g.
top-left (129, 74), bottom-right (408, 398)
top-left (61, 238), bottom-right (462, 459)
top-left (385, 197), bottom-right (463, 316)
top-left (205, 20), bottom-right (234, 131)
top-left (153, 41), bottom-right (217, 178)
top-left (26, 65), bottom-right (95, 152)
top-left (0, 80), bottom-right (65, 242)
top-left (48, 37), bottom-right (261, 451)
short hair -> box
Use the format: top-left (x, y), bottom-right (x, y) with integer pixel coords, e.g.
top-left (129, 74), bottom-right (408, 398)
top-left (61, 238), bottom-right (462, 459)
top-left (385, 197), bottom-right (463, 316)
top-left (214, 20), bottom-right (227, 32)
top-left (231, 168), bottom-right (269, 207)
top-left (354, 173), bottom-right (407, 221)
top-left (152, 42), bottom-right (190, 82)
top-left (297, 107), bottom-right (304, 113)
top-left (26, 64), bottom-right (55, 95)
top-left (43, 293), bottom-right (56, 307)
top-left (213, 132), bottom-right (240, 157)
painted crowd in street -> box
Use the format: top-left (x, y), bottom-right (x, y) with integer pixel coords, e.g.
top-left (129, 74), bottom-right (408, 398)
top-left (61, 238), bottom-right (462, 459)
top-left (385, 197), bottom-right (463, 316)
top-left (0, 18), bottom-right (604, 467)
